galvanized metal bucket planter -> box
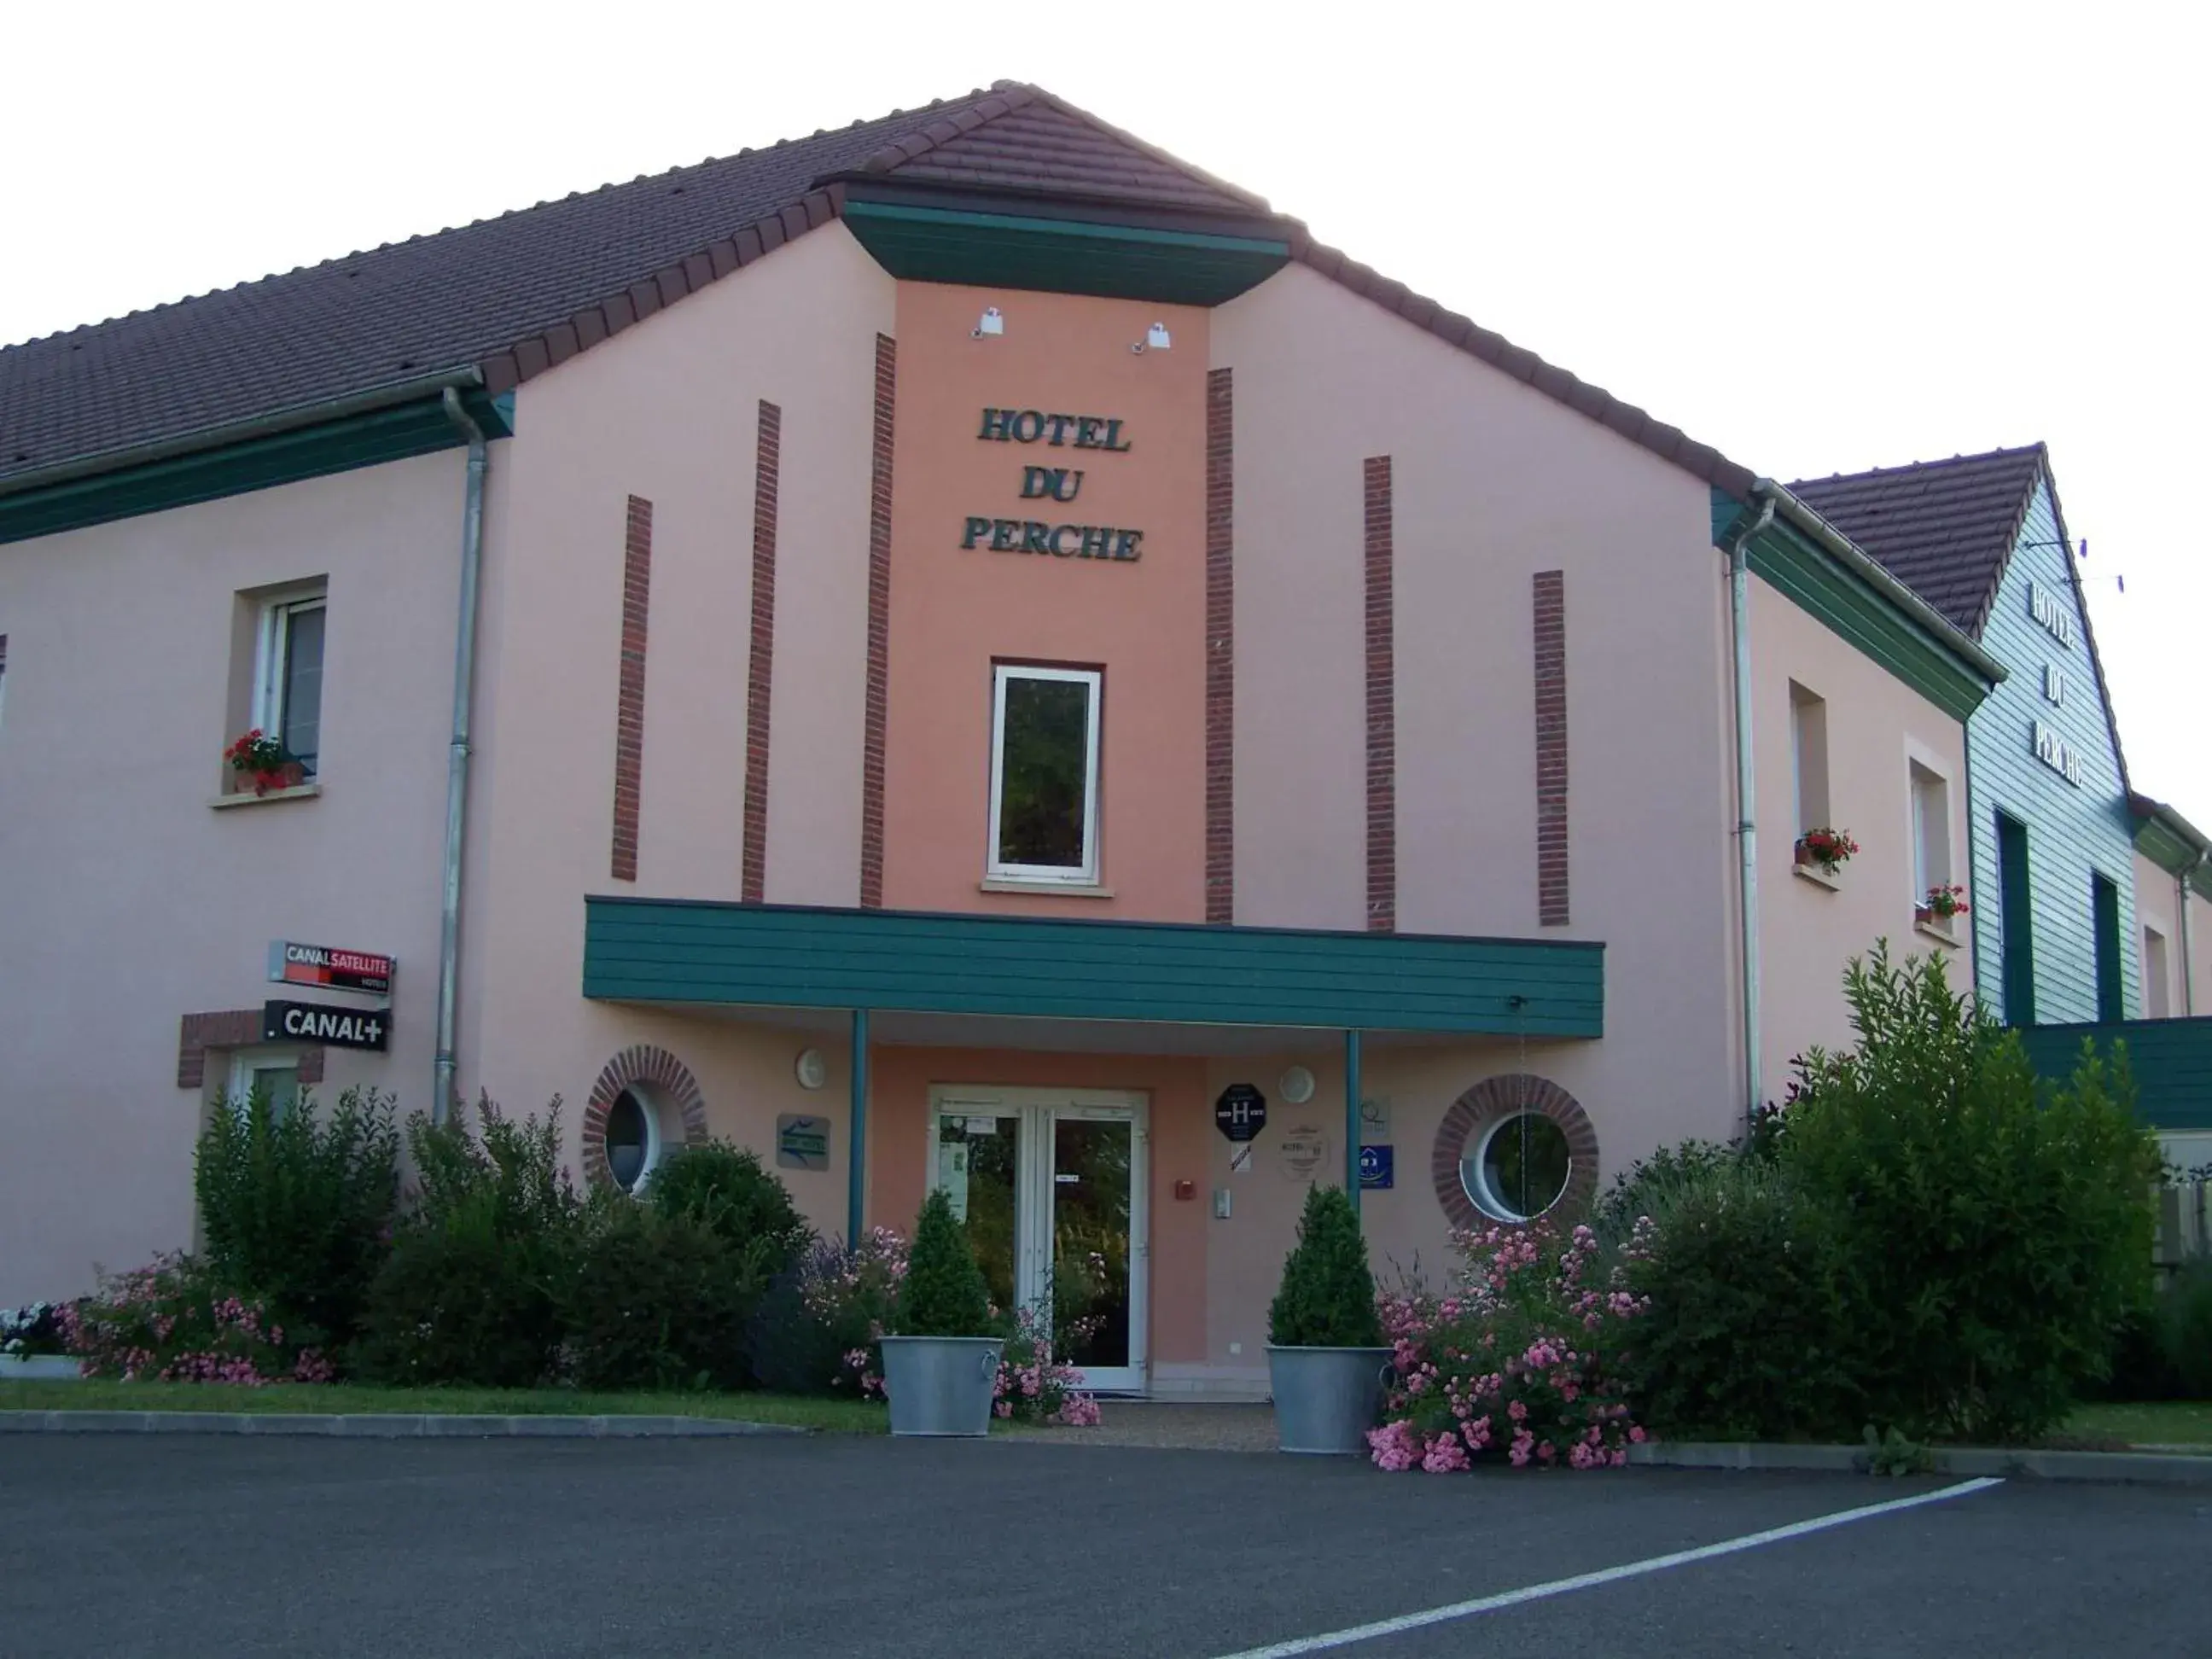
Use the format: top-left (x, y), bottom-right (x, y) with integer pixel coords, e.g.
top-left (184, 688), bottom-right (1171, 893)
top-left (878, 1336), bottom-right (1004, 1437)
top-left (1266, 1345), bottom-right (1391, 1454)
top-left (0, 1355), bottom-right (83, 1382)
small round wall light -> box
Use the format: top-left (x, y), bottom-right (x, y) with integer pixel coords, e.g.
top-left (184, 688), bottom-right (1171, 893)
top-left (795, 1048), bottom-right (829, 1091)
top-left (1278, 1065), bottom-right (1316, 1105)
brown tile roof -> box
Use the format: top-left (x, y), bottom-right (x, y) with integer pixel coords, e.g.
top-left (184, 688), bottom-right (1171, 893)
top-left (1788, 445), bottom-right (2049, 637)
top-left (0, 79), bottom-right (1754, 506)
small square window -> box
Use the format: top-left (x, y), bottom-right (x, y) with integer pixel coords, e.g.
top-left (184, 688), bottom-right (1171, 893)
top-left (227, 1050), bottom-right (303, 1120)
top-left (987, 665), bottom-right (1101, 883)
top-left (253, 591), bottom-right (326, 777)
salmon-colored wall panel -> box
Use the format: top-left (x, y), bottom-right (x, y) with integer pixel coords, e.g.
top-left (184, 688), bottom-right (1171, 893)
top-left (866, 1046), bottom-right (1209, 1365)
top-left (880, 283), bottom-right (1209, 919)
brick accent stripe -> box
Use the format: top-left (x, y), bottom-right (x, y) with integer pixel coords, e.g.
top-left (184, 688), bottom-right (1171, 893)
top-left (581, 1045), bottom-right (710, 1188)
top-left (1430, 1074), bottom-right (1600, 1229)
top-left (859, 335), bottom-right (896, 909)
top-left (742, 402), bottom-right (782, 904)
top-left (176, 1009), bottom-right (323, 1091)
top-left (1534, 570), bottom-right (1569, 926)
top-left (611, 495), bottom-right (654, 882)
top-left (1364, 456), bottom-right (1395, 934)
top-left (1205, 369), bottom-right (1235, 925)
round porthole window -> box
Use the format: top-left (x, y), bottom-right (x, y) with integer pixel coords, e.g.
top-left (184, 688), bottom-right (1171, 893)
top-left (604, 1087), bottom-right (661, 1193)
top-left (1463, 1112), bottom-right (1572, 1223)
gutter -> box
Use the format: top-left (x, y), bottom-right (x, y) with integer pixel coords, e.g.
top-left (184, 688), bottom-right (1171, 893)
top-left (1749, 480), bottom-right (2010, 688)
top-left (0, 368), bottom-right (485, 500)
top-left (433, 388), bottom-right (490, 1122)
top-left (1725, 495), bottom-right (1775, 1141)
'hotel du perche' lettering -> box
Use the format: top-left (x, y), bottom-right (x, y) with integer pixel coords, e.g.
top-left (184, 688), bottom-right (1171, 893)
top-left (960, 407), bottom-right (1144, 562)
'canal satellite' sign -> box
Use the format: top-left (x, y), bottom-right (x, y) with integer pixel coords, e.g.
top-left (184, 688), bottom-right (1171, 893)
top-left (269, 940), bottom-right (393, 996)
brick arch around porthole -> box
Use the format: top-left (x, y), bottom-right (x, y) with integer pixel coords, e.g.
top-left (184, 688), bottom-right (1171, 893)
top-left (1429, 1074), bottom-right (1599, 1230)
top-left (581, 1045), bottom-right (709, 1188)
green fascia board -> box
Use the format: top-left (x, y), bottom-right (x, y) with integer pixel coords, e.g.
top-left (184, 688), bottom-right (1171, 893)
top-left (1713, 489), bottom-right (1993, 721)
top-left (842, 201), bottom-right (1290, 306)
top-left (584, 898), bottom-right (1604, 1038)
top-left (2133, 813), bottom-right (2212, 898)
top-left (2014, 1016), bottom-right (2212, 1132)
top-left (0, 388), bottom-right (514, 546)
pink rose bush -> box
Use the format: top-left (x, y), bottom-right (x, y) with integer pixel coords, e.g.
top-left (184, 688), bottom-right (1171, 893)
top-left (990, 1304), bottom-right (1103, 1427)
top-left (1367, 1219), bottom-right (1650, 1473)
top-left (64, 1255), bottom-right (335, 1386)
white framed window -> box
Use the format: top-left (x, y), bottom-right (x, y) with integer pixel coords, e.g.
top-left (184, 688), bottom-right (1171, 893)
top-left (987, 664), bottom-right (1101, 884)
top-left (1910, 761), bottom-right (1952, 900)
top-left (227, 1048), bottom-right (304, 1120)
top-left (253, 589), bottom-right (327, 777)
top-left (1790, 682), bottom-right (1830, 834)
top-left (604, 1086), bottom-right (665, 1193)
top-left (2144, 925), bottom-right (2172, 1019)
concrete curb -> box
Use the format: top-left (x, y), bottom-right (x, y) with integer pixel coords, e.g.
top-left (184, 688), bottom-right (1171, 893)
top-left (1628, 1440), bottom-right (2212, 1485)
top-left (0, 1411), bottom-right (809, 1439)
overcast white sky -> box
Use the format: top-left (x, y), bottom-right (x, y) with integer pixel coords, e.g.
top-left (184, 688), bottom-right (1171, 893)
top-left (5, 2), bottom-right (2204, 824)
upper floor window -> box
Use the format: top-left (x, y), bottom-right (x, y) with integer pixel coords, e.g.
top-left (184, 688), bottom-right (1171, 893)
top-left (2143, 923), bottom-right (2172, 1020)
top-left (1790, 682), bottom-right (1830, 834)
top-left (254, 590), bottom-right (326, 777)
top-left (0, 633), bottom-right (9, 734)
top-left (988, 664), bottom-right (1100, 884)
top-left (1910, 761), bottom-right (1953, 901)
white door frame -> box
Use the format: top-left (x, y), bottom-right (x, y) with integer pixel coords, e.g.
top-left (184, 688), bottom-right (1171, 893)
top-left (927, 1084), bottom-right (1150, 1394)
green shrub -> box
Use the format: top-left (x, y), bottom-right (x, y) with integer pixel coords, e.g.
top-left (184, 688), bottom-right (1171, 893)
top-left (647, 1141), bottom-right (811, 1278)
top-left (2163, 1258), bottom-right (2212, 1400)
top-left (1268, 1185), bottom-right (1382, 1348)
top-left (896, 1188), bottom-right (993, 1337)
top-left (1614, 1158), bottom-right (1855, 1441)
top-left (1779, 946), bottom-right (2161, 1443)
top-left (749, 1231), bottom-right (909, 1394)
top-left (194, 1085), bottom-right (399, 1351)
top-left (563, 1202), bottom-right (755, 1391)
top-left (1592, 1137), bottom-right (1739, 1245)
top-left (352, 1096), bottom-right (580, 1387)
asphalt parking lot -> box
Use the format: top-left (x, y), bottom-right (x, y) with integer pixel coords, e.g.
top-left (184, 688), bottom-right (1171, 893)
top-left (2, 1435), bottom-right (2207, 1656)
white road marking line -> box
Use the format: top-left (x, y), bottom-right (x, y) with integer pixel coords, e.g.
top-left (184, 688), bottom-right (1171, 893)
top-left (1207, 1476), bottom-right (2006, 1658)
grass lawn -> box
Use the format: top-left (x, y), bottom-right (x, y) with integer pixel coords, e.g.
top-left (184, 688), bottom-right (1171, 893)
top-left (0, 1379), bottom-right (886, 1433)
top-left (2061, 1401), bottom-right (2212, 1449)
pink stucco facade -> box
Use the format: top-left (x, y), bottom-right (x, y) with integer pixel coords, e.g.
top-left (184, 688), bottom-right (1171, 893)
top-left (0, 212), bottom-right (1999, 1386)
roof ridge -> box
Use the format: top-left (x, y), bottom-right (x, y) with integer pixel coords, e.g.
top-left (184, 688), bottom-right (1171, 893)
top-left (1788, 442), bottom-right (2046, 488)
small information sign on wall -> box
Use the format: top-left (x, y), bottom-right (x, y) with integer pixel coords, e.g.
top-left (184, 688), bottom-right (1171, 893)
top-left (776, 1114), bottom-right (830, 1173)
top-left (1359, 1144), bottom-right (1395, 1190)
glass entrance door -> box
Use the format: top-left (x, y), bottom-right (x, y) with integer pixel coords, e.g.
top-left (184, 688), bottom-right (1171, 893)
top-left (930, 1091), bottom-right (1148, 1394)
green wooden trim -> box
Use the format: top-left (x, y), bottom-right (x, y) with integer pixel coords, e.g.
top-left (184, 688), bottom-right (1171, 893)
top-left (0, 389), bottom-right (514, 546)
top-left (841, 201), bottom-right (1290, 306)
top-left (584, 899), bottom-right (1604, 1038)
top-left (2015, 1016), bottom-right (2212, 1132)
top-left (1712, 490), bottom-right (1995, 720)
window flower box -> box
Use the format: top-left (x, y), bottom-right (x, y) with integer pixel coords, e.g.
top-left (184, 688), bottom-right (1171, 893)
top-left (1916, 883), bottom-right (1969, 940)
top-left (1794, 828), bottom-right (1859, 879)
top-left (224, 730), bottom-right (307, 796)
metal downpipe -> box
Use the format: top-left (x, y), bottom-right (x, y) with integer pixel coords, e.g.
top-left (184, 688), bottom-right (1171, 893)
top-left (1729, 493), bottom-right (1777, 1140)
top-left (434, 388), bottom-right (488, 1123)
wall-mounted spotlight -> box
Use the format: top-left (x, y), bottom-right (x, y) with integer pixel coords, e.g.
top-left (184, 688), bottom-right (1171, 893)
top-left (1131, 321), bottom-right (1172, 354)
top-left (972, 306), bottom-right (1004, 339)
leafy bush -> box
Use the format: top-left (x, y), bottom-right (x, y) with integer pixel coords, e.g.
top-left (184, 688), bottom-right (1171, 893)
top-left (647, 1141), bottom-right (811, 1278)
top-left (992, 1305), bottom-right (1102, 1425)
top-left (1610, 1158), bottom-right (1854, 1441)
top-left (352, 1097), bottom-right (580, 1387)
top-left (1778, 946), bottom-right (2160, 1443)
top-left (194, 1086), bottom-right (400, 1351)
top-left (2, 1301), bottom-right (73, 1358)
top-left (563, 1202), bottom-right (756, 1391)
top-left (748, 1230), bottom-right (909, 1394)
top-left (1371, 1220), bottom-right (1644, 1471)
top-left (1269, 1185), bottom-right (1382, 1348)
top-left (1591, 1138), bottom-right (1740, 1245)
top-left (62, 1255), bottom-right (335, 1384)
top-left (897, 1188), bottom-right (994, 1337)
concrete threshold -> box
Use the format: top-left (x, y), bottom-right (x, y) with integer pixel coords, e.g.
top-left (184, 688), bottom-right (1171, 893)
top-left (0, 1411), bottom-right (808, 1438)
top-left (1629, 1440), bottom-right (2212, 1485)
